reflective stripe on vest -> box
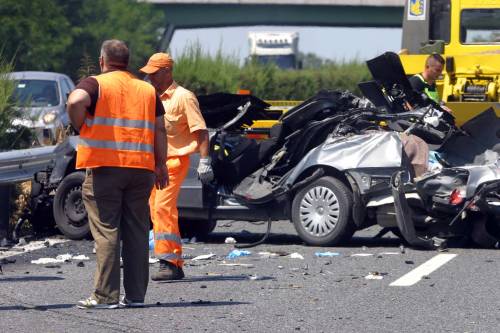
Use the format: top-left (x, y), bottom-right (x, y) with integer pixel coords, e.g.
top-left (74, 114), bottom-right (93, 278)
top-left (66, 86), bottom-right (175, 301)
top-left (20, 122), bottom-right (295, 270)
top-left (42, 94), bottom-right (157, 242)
top-left (415, 74), bottom-right (440, 103)
top-left (155, 253), bottom-right (183, 261)
top-left (79, 137), bottom-right (154, 153)
top-left (76, 71), bottom-right (156, 171)
top-left (85, 116), bottom-right (154, 131)
top-left (155, 232), bottom-right (182, 244)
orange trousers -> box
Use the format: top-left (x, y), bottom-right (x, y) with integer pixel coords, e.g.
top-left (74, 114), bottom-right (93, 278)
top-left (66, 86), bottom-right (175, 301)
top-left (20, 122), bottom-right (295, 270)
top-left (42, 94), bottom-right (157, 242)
top-left (149, 155), bottom-right (190, 267)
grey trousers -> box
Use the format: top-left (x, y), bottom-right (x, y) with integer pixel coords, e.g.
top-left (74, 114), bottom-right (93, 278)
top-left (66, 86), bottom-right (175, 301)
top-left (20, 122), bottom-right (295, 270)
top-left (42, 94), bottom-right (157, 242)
top-left (82, 167), bottom-right (155, 303)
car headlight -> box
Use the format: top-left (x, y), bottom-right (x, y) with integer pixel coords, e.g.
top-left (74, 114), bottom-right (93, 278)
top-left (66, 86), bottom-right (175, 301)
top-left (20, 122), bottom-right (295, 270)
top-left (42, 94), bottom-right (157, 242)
top-left (42, 110), bottom-right (57, 124)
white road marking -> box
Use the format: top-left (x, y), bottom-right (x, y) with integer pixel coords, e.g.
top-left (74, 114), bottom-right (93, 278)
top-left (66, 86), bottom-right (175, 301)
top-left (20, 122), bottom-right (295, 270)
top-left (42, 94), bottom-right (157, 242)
top-left (390, 253), bottom-right (457, 287)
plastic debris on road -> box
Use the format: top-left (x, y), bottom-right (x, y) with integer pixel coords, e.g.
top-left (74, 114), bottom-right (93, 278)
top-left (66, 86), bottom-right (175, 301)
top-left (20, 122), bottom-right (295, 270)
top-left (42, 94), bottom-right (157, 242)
top-left (31, 253), bottom-right (90, 265)
top-left (365, 272), bottom-right (385, 280)
top-left (192, 253), bottom-right (216, 261)
top-left (289, 252), bottom-right (304, 260)
top-left (351, 253), bottom-right (374, 257)
top-left (224, 237), bottom-right (237, 244)
top-left (258, 251), bottom-right (288, 258)
top-left (13, 238), bottom-right (69, 253)
top-left (149, 257), bottom-right (159, 264)
top-left (248, 275), bottom-right (265, 280)
top-left (315, 251), bottom-right (341, 257)
top-left (72, 255), bottom-right (90, 260)
top-left (227, 249), bottom-right (251, 259)
top-left (219, 263), bottom-right (254, 267)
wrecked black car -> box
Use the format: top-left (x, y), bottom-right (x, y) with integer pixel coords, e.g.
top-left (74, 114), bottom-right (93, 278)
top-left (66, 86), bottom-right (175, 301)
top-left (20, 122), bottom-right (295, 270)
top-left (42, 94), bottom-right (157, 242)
top-left (24, 52), bottom-right (500, 249)
top-left (177, 52), bottom-right (500, 248)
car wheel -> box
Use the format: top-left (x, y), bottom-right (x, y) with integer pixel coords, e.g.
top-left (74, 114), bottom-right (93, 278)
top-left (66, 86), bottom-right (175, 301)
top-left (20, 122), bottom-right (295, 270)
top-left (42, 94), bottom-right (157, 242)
top-left (178, 218), bottom-right (217, 241)
top-left (53, 171), bottom-right (90, 240)
top-left (292, 176), bottom-right (355, 246)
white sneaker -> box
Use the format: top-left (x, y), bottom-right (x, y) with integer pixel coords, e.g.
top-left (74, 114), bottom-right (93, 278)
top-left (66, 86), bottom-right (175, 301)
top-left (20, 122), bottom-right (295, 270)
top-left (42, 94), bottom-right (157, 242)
top-left (119, 296), bottom-right (144, 308)
top-left (77, 297), bottom-right (119, 309)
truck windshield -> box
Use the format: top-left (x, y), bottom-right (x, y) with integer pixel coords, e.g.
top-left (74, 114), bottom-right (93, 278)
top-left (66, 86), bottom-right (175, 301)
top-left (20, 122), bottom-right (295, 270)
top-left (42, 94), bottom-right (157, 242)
top-left (460, 9), bottom-right (500, 44)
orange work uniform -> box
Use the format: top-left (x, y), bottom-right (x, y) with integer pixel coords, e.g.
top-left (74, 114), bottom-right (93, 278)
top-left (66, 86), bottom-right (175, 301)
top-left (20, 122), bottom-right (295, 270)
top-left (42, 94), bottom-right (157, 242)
top-left (149, 81), bottom-right (207, 267)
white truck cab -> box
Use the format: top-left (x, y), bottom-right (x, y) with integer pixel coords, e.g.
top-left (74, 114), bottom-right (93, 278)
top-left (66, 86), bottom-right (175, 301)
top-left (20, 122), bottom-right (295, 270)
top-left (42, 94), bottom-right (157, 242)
top-left (248, 31), bottom-right (300, 69)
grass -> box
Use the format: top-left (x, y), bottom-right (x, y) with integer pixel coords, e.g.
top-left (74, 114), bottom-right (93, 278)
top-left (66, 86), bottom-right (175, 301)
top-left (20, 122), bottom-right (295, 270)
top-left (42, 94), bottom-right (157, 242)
top-left (173, 42), bottom-right (371, 99)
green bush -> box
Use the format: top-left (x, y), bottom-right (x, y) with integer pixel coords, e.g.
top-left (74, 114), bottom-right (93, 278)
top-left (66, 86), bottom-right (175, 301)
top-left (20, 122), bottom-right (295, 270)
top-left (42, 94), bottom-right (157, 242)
top-left (0, 53), bottom-right (34, 151)
top-left (173, 44), bottom-right (371, 100)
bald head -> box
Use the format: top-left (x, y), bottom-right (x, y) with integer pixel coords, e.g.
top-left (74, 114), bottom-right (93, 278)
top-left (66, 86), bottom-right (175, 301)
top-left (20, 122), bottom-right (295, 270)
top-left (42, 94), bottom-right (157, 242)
top-left (100, 39), bottom-right (129, 69)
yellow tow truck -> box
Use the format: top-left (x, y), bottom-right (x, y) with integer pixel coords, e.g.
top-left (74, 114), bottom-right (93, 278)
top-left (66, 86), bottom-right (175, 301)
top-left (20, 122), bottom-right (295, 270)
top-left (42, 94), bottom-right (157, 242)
top-left (399, 0), bottom-right (500, 125)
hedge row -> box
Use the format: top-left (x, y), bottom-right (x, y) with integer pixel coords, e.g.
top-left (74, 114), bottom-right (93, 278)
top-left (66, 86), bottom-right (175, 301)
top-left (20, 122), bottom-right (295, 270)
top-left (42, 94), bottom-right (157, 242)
top-left (173, 44), bottom-right (371, 100)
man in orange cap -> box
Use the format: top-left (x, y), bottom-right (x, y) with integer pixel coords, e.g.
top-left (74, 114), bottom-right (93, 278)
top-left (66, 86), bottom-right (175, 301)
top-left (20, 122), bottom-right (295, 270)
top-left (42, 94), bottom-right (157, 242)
top-left (141, 53), bottom-right (213, 281)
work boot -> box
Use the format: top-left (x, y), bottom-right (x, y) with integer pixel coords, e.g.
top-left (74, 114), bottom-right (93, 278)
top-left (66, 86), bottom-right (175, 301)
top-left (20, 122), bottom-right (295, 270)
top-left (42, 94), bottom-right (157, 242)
top-left (151, 260), bottom-right (185, 281)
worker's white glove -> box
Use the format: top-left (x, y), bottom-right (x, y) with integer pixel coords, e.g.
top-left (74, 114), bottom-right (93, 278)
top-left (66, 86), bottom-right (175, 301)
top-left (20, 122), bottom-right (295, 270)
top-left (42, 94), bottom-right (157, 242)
top-left (197, 157), bottom-right (214, 184)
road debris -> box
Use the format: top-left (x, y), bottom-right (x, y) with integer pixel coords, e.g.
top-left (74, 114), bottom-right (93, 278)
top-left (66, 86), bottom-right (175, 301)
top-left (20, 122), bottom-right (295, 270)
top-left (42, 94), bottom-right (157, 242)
top-left (219, 263), bottom-right (254, 267)
top-left (289, 252), bottom-right (304, 260)
top-left (227, 249), bottom-right (251, 259)
top-left (224, 237), bottom-right (237, 244)
top-left (351, 253), bottom-right (374, 257)
top-left (192, 253), bottom-right (216, 261)
top-left (149, 257), bottom-right (159, 264)
top-left (315, 251), bottom-right (341, 257)
top-left (30, 253), bottom-right (90, 265)
top-left (379, 252), bottom-right (400, 255)
top-left (12, 238), bottom-right (69, 253)
top-left (76, 261), bottom-right (85, 267)
top-left (258, 251), bottom-right (289, 258)
top-left (248, 275), bottom-right (265, 280)
top-left (365, 272), bottom-right (384, 280)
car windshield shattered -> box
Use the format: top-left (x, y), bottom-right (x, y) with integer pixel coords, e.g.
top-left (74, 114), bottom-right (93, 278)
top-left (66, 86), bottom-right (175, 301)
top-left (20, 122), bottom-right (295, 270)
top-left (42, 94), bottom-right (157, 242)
top-left (11, 79), bottom-right (60, 107)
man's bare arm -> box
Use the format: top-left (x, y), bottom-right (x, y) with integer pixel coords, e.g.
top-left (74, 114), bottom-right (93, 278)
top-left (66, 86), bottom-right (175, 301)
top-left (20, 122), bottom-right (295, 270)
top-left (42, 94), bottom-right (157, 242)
top-left (195, 129), bottom-right (210, 158)
top-left (66, 89), bottom-right (91, 131)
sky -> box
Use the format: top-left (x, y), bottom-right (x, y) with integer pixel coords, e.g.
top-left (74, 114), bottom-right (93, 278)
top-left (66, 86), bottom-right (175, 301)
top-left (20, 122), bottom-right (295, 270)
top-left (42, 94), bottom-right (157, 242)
top-left (169, 26), bottom-right (403, 63)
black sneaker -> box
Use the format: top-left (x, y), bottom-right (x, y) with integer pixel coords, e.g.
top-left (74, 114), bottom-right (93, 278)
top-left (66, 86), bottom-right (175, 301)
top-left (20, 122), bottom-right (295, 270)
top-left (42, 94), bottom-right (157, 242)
top-left (151, 260), bottom-right (185, 281)
top-left (119, 296), bottom-right (144, 308)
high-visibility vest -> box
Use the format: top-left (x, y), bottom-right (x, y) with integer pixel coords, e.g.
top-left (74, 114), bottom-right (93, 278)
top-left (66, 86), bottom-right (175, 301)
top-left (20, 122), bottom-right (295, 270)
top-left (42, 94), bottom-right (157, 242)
top-left (76, 71), bottom-right (156, 171)
top-left (415, 73), bottom-right (440, 103)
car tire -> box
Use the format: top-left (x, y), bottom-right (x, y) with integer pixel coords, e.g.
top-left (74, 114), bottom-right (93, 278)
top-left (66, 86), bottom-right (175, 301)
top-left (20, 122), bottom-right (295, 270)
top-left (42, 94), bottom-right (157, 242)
top-left (53, 171), bottom-right (90, 240)
top-left (178, 218), bottom-right (217, 241)
top-left (292, 176), bottom-right (355, 246)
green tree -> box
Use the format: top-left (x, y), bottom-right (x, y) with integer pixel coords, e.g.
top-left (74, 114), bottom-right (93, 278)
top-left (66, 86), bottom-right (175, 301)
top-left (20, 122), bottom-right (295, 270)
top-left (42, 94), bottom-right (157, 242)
top-left (0, 53), bottom-right (34, 150)
top-left (0, 0), bottom-right (165, 81)
top-left (0, 0), bottom-right (72, 73)
top-left (57, 0), bottom-right (165, 80)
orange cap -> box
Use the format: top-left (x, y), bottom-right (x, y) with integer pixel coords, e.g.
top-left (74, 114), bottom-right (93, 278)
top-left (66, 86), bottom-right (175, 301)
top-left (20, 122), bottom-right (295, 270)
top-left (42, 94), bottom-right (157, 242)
top-left (140, 53), bottom-right (174, 74)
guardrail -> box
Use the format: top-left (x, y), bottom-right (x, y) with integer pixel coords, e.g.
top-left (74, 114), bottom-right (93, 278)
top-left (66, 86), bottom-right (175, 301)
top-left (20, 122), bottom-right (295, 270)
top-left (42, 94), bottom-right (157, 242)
top-left (0, 145), bottom-right (57, 240)
top-left (0, 145), bottom-right (57, 185)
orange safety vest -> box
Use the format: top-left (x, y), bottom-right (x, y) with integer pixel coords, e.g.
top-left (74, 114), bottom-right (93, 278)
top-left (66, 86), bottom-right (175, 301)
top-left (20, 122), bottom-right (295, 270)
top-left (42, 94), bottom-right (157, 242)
top-left (76, 71), bottom-right (156, 171)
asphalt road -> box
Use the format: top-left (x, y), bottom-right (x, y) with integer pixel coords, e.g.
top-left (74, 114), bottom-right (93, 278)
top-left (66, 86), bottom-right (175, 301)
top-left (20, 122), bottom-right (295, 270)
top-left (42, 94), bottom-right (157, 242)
top-left (1, 221), bottom-right (499, 333)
